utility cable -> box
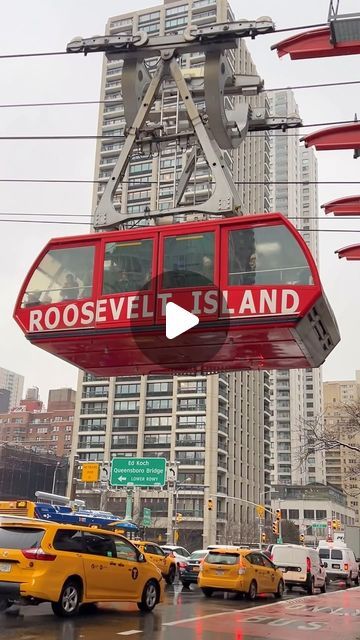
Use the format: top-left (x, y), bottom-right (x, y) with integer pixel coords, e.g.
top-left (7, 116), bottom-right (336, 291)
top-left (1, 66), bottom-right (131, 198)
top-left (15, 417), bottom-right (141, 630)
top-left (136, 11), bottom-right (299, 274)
top-left (0, 23), bottom-right (330, 60)
top-left (0, 218), bottom-right (359, 233)
top-left (1, 80), bottom-right (360, 110)
top-left (0, 178), bottom-right (359, 186)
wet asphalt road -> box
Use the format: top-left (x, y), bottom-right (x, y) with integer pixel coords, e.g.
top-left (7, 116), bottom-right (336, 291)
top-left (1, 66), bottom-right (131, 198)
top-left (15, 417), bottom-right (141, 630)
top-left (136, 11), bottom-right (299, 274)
top-left (0, 580), bottom-right (350, 640)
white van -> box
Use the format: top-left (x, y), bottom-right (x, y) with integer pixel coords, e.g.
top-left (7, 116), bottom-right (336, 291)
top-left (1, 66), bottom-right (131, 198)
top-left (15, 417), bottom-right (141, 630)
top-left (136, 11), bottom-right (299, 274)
top-left (271, 544), bottom-right (326, 595)
top-left (318, 543), bottom-right (359, 586)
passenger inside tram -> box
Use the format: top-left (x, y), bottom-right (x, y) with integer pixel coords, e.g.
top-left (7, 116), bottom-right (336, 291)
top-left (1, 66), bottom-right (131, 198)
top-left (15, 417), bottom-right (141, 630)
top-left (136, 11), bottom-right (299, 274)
top-left (60, 273), bottom-right (79, 301)
top-left (162, 232), bottom-right (215, 288)
top-left (103, 240), bottom-right (152, 295)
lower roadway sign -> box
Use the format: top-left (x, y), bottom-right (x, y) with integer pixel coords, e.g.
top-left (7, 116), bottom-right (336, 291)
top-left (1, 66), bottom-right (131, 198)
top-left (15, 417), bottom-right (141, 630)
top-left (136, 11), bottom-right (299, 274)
top-left (110, 457), bottom-right (166, 487)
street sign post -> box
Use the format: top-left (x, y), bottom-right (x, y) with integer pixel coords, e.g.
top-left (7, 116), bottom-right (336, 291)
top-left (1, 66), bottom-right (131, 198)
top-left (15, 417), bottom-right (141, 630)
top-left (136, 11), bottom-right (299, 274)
top-left (143, 507), bottom-right (152, 527)
top-left (81, 462), bottom-right (100, 483)
top-left (110, 457), bottom-right (166, 487)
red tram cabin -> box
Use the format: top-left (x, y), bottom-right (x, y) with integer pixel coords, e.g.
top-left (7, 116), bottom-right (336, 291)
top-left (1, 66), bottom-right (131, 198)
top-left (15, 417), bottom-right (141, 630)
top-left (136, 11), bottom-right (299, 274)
top-left (14, 214), bottom-right (340, 375)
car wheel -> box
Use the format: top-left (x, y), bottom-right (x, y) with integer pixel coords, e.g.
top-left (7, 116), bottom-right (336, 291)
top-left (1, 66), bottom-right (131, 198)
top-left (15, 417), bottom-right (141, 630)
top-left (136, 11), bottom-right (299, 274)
top-left (0, 599), bottom-right (10, 613)
top-left (181, 581), bottom-right (191, 589)
top-left (137, 580), bottom-right (159, 612)
top-left (165, 565), bottom-right (176, 585)
top-left (346, 573), bottom-right (352, 588)
top-left (354, 574), bottom-right (359, 586)
top-left (246, 580), bottom-right (257, 601)
top-left (306, 577), bottom-right (315, 596)
top-left (275, 579), bottom-right (284, 599)
top-left (51, 580), bottom-right (82, 618)
top-left (320, 579), bottom-right (326, 594)
top-left (202, 588), bottom-right (213, 598)
top-left (287, 584), bottom-right (293, 592)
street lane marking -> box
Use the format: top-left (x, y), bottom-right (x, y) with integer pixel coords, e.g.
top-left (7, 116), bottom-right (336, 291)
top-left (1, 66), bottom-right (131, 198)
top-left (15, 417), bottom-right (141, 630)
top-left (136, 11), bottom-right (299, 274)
top-left (117, 632), bottom-right (143, 636)
top-left (163, 588), bottom-right (360, 626)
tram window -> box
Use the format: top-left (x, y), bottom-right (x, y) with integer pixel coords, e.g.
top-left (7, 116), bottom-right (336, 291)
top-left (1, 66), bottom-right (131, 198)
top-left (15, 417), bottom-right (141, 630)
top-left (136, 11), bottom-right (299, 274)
top-left (162, 232), bottom-right (214, 288)
top-left (228, 225), bottom-right (312, 286)
top-left (22, 246), bottom-right (95, 307)
top-left (103, 239), bottom-right (153, 294)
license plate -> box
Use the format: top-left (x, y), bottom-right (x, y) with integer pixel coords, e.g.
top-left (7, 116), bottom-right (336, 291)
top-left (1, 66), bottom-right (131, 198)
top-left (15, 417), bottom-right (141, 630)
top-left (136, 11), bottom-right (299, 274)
top-left (216, 570), bottom-right (224, 575)
top-left (332, 564), bottom-right (340, 569)
top-left (0, 563), bottom-right (11, 573)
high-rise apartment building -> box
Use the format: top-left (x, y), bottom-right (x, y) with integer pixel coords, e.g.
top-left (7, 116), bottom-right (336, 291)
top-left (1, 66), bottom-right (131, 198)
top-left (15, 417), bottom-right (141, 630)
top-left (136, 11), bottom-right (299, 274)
top-left (0, 367), bottom-right (24, 410)
top-left (324, 372), bottom-right (360, 524)
top-left (71, 0), bottom-right (271, 546)
top-left (268, 91), bottom-right (324, 487)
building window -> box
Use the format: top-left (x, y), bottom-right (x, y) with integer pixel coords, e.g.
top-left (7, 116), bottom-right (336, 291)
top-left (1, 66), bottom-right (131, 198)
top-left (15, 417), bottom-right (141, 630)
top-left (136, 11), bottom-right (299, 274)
top-left (79, 417), bottom-right (107, 431)
top-left (115, 383), bottom-right (141, 397)
top-left (111, 434), bottom-right (137, 448)
top-left (177, 415), bottom-right (206, 429)
top-left (147, 382), bottom-right (173, 395)
top-left (176, 433), bottom-right (205, 447)
top-left (303, 510), bottom-right (314, 520)
top-left (316, 510), bottom-right (327, 520)
top-left (177, 398), bottom-right (206, 412)
top-left (114, 400), bottom-right (139, 414)
top-left (113, 417), bottom-right (139, 431)
top-left (78, 435), bottom-right (105, 449)
top-left (288, 509), bottom-right (299, 520)
top-left (145, 416), bottom-right (172, 430)
top-left (146, 399), bottom-right (172, 412)
top-left (144, 434), bottom-right (172, 447)
top-left (177, 380), bottom-right (206, 394)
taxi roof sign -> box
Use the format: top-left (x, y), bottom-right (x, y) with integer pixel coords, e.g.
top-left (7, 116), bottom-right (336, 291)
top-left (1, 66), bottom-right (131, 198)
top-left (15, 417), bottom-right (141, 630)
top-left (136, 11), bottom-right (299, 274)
top-left (81, 462), bottom-right (100, 483)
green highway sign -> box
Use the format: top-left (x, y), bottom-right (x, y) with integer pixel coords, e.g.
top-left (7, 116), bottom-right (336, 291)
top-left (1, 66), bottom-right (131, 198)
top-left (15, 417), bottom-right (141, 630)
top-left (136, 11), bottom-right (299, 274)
top-left (110, 457), bottom-right (166, 487)
top-left (143, 507), bottom-right (152, 527)
top-left (312, 523), bottom-right (326, 528)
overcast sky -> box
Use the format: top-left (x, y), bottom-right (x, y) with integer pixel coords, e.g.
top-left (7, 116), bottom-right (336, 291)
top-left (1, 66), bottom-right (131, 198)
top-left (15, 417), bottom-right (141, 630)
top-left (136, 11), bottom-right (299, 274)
top-left (0, 0), bottom-right (359, 403)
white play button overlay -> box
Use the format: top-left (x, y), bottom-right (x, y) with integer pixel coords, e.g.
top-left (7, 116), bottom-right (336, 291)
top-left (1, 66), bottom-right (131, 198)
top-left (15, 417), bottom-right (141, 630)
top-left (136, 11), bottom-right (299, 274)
top-left (166, 302), bottom-right (199, 340)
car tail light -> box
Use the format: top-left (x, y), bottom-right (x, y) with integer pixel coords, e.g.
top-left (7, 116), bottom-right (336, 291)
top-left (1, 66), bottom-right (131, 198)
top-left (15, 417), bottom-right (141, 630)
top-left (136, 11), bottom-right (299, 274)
top-left (178, 561), bottom-right (188, 570)
top-left (238, 557), bottom-right (247, 575)
top-left (306, 557), bottom-right (311, 573)
top-left (269, 555), bottom-right (273, 562)
top-left (344, 563), bottom-right (349, 571)
top-left (22, 548), bottom-right (56, 561)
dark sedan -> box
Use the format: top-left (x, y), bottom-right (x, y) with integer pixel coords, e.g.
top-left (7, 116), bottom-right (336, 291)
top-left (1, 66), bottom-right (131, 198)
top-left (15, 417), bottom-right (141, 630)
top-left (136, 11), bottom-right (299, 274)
top-left (180, 549), bottom-right (208, 588)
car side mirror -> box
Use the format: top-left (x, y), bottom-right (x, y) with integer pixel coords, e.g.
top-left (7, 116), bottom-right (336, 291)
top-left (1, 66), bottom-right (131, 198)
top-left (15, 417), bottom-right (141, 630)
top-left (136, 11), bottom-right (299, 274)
top-left (138, 553), bottom-right (145, 563)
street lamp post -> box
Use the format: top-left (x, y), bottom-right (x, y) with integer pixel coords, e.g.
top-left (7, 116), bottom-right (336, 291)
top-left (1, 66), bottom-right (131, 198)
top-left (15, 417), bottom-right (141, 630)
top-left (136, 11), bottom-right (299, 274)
top-left (172, 477), bottom-right (191, 544)
top-left (51, 461), bottom-right (61, 496)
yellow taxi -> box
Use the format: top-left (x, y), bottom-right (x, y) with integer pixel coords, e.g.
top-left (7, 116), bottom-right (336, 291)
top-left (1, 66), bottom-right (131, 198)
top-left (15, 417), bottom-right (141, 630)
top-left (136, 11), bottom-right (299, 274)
top-left (198, 547), bottom-right (284, 600)
top-left (133, 540), bottom-right (177, 584)
top-left (0, 518), bottom-right (164, 617)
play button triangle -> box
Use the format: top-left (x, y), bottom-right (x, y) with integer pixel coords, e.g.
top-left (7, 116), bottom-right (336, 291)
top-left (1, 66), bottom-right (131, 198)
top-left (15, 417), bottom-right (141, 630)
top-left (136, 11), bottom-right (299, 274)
top-left (165, 302), bottom-right (199, 340)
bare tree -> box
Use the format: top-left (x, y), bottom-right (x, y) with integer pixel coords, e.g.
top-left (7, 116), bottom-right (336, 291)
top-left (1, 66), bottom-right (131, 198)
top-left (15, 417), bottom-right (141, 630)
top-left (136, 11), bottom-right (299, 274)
top-left (297, 400), bottom-right (360, 496)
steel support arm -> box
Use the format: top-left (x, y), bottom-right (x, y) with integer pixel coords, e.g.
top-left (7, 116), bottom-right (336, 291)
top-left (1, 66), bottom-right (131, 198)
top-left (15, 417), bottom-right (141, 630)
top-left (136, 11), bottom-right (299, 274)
top-left (67, 18), bottom-right (275, 58)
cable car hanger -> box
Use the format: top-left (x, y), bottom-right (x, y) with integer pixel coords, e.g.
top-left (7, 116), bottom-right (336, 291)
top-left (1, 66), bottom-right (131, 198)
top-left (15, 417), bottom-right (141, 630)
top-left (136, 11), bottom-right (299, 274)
top-left (67, 19), bottom-right (301, 230)
top-left (273, 1), bottom-right (360, 59)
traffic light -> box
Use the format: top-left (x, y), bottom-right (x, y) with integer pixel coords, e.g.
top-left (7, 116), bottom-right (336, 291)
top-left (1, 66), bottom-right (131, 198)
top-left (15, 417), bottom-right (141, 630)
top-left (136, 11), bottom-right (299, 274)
top-left (300, 534), bottom-right (305, 544)
top-left (272, 521), bottom-right (278, 535)
top-left (176, 513), bottom-right (183, 523)
top-left (337, 520), bottom-right (341, 530)
top-left (262, 532), bottom-right (267, 543)
top-left (332, 519), bottom-right (338, 530)
top-left (275, 509), bottom-right (281, 521)
top-left (207, 498), bottom-right (214, 511)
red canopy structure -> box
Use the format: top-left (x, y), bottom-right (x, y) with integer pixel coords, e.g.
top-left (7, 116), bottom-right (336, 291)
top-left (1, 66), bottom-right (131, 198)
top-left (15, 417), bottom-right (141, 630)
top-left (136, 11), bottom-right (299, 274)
top-left (301, 122), bottom-right (360, 152)
top-left (336, 244), bottom-right (360, 260)
top-left (322, 195), bottom-right (360, 215)
top-left (272, 27), bottom-right (360, 60)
